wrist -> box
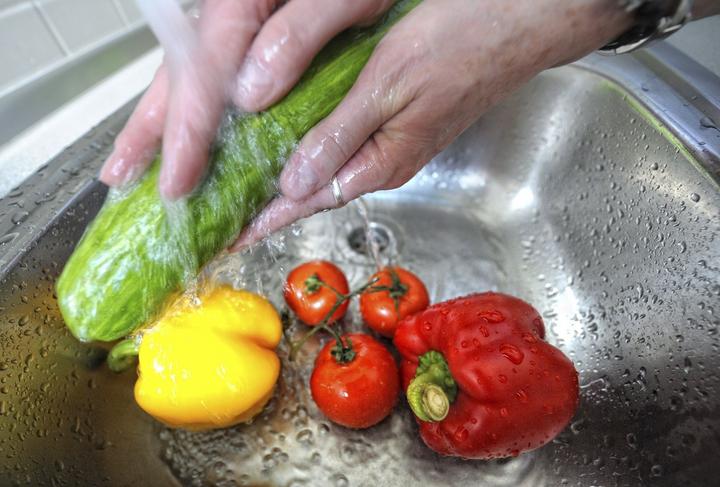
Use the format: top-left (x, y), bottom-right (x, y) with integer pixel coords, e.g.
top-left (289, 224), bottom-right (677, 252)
top-left (542, 0), bottom-right (633, 67)
top-left (601, 0), bottom-right (695, 54)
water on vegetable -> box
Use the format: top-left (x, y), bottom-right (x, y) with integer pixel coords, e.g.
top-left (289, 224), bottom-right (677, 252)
top-left (3, 47), bottom-right (720, 486)
top-left (155, 196), bottom-right (518, 487)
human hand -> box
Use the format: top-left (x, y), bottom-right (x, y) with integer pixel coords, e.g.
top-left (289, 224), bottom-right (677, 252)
top-left (233, 0), bottom-right (631, 248)
top-left (99, 0), bottom-right (398, 199)
top-left (99, 0), bottom-right (630, 246)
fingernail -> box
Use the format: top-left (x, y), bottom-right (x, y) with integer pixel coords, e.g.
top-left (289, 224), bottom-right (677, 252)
top-left (99, 151), bottom-right (125, 186)
top-left (100, 148), bottom-right (135, 186)
top-left (159, 162), bottom-right (182, 201)
top-left (100, 146), bottom-right (154, 187)
top-left (236, 58), bottom-right (274, 111)
top-left (280, 152), bottom-right (318, 201)
top-left (230, 230), bottom-right (253, 252)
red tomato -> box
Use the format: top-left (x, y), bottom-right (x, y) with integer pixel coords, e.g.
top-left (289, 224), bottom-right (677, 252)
top-left (310, 333), bottom-right (399, 429)
top-left (360, 267), bottom-right (430, 337)
top-left (284, 261), bottom-right (349, 326)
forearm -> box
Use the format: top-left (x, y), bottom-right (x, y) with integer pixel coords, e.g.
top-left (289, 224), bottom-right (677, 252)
top-left (693, 0), bottom-right (720, 19)
top-left (555, 0), bottom-right (720, 65)
top-left (547, 0), bottom-right (633, 66)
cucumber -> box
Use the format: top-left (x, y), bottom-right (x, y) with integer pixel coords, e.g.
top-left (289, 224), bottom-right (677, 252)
top-left (57, 0), bottom-right (422, 343)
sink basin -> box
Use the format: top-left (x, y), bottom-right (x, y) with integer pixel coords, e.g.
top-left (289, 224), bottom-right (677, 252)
top-left (0, 46), bottom-right (718, 486)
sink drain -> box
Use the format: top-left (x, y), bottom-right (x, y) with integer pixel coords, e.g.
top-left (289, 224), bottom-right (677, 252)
top-left (347, 223), bottom-right (393, 256)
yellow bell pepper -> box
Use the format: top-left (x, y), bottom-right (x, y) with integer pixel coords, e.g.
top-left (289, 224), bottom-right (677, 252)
top-left (134, 286), bottom-right (282, 430)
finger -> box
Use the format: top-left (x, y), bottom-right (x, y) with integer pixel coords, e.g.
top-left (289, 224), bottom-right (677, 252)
top-left (159, 0), bottom-right (275, 200)
top-left (99, 65), bottom-right (168, 187)
top-left (234, 0), bottom-right (394, 112)
top-left (159, 65), bottom-right (225, 199)
top-left (230, 190), bottom-right (334, 251)
top-left (278, 55), bottom-right (414, 201)
top-left (232, 120), bottom-right (429, 250)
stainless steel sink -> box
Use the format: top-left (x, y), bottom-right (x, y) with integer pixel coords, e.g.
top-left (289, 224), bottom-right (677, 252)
top-left (1, 45), bottom-right (719, 486)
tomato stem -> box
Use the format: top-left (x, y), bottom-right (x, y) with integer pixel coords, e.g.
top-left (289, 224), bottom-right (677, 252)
top-left (327, 330), bottom-right (356, 364)
top-left (288, 277), bottom-right (379, 361)
top-left (303, 273), bottom-right (324, 294)
top-left (363, 267), bottom-right (408, 314)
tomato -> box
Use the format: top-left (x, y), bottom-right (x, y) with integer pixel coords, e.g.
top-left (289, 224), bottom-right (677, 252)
top-left (360, 267), bottom-right (430, 337)
top-left (284, 260), bottom-right (349, 326)
top-left (310, 333), bottom-right (400, 428)
top-left (310, 333), bottom-right (399, 429)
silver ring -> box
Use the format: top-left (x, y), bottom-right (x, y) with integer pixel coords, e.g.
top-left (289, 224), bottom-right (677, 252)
top-left (330, 175), bottom-right (345, 207)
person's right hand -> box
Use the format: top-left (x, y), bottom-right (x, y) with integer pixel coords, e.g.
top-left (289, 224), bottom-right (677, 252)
top-left (99, 0), bottom-right (397, 200)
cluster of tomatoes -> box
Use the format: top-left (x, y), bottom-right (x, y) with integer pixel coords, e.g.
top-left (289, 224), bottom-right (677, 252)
top-left (283, 260), bottom-right (429, 429)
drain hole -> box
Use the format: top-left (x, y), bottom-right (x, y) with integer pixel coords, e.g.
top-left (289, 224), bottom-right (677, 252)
top-left (347, 223), bottom-right (392, 255)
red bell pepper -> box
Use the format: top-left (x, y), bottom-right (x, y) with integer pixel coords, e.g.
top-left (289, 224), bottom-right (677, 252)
top-left (393, 292), bottom-right (579, 459)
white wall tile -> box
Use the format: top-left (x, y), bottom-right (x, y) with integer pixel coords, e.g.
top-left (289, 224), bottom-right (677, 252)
top-left (668, 16), bottom-right (720, 78)
top-left (39, 0), bottom-right (124, 52)
top-left (117, 0), bottom-right (140, 24)
top-left (0, 3), bottom-right (64, 90)
top-left (0, 0), bottom-right (26, 9)
top-left (118, 0), bottom-right (196, 26)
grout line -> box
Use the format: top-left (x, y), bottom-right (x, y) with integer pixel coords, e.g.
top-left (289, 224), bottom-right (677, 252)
top-left (0, 24), bottom-right (152, 100)
top-left (31, 0), bottom-right (70, 56)
top-left (110, 0), bottom-right (130, 26)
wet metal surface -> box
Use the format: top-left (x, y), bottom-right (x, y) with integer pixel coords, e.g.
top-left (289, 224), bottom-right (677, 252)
top-left (0, 60), bottom-right (719, 486)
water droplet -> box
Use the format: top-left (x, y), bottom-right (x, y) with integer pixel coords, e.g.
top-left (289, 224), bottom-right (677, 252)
top-left (0, 233), bottom-right (19, 245)
top-left (626, 432), bottom-right (638, 449)
top-left (650, 464), bottom-right (663, 477)
top-left (262, 454), bottom-right (277, 470)
top-left (498, 374), bottom-right (508, 384)
top-left (521, 332), bottom-right (537, 343)
top-left (479, 326), bottom-right (489, 338)
top-left (333, 474), bottom-right (349, 487)
top-left (570, 419), bottom-right (586, 434)
top-left (690, 193), bottom-right (700, 203)
top-left (683, 356), bottom-right (692, 373)
top-left (478, 310), bottom-right (504, 323)
top-left (515, 389), bottom-right (529, 403)
top-left (11, 211), bottom-right (29, 225)
top-left (499, 407), bottom-right (509, 418)
top-left (500, 344), bottom-right (524, 365)
top-left (296, 429), bottom-right (313, 445)
top-left (454, 427), bottom-right (469, 442)
top-left (699, 116), bottom-right (717, 129)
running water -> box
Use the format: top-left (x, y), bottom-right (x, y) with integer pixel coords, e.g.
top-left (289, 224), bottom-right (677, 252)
top-left (134, 0), bottom-right (283, 301)
top-left (354, 198), bottom-right (384, 271)
top-left (136, 0), bottom-right (196, 69)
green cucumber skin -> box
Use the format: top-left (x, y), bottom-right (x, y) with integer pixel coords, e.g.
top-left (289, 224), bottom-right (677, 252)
top-left (57, 0), bottom-right (421, 342)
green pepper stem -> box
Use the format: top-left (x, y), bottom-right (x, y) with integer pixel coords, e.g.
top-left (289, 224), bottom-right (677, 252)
top-left (406, 350), bottom-right (458, 422)
top-left (107, 337), bottom-right (140, 373)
